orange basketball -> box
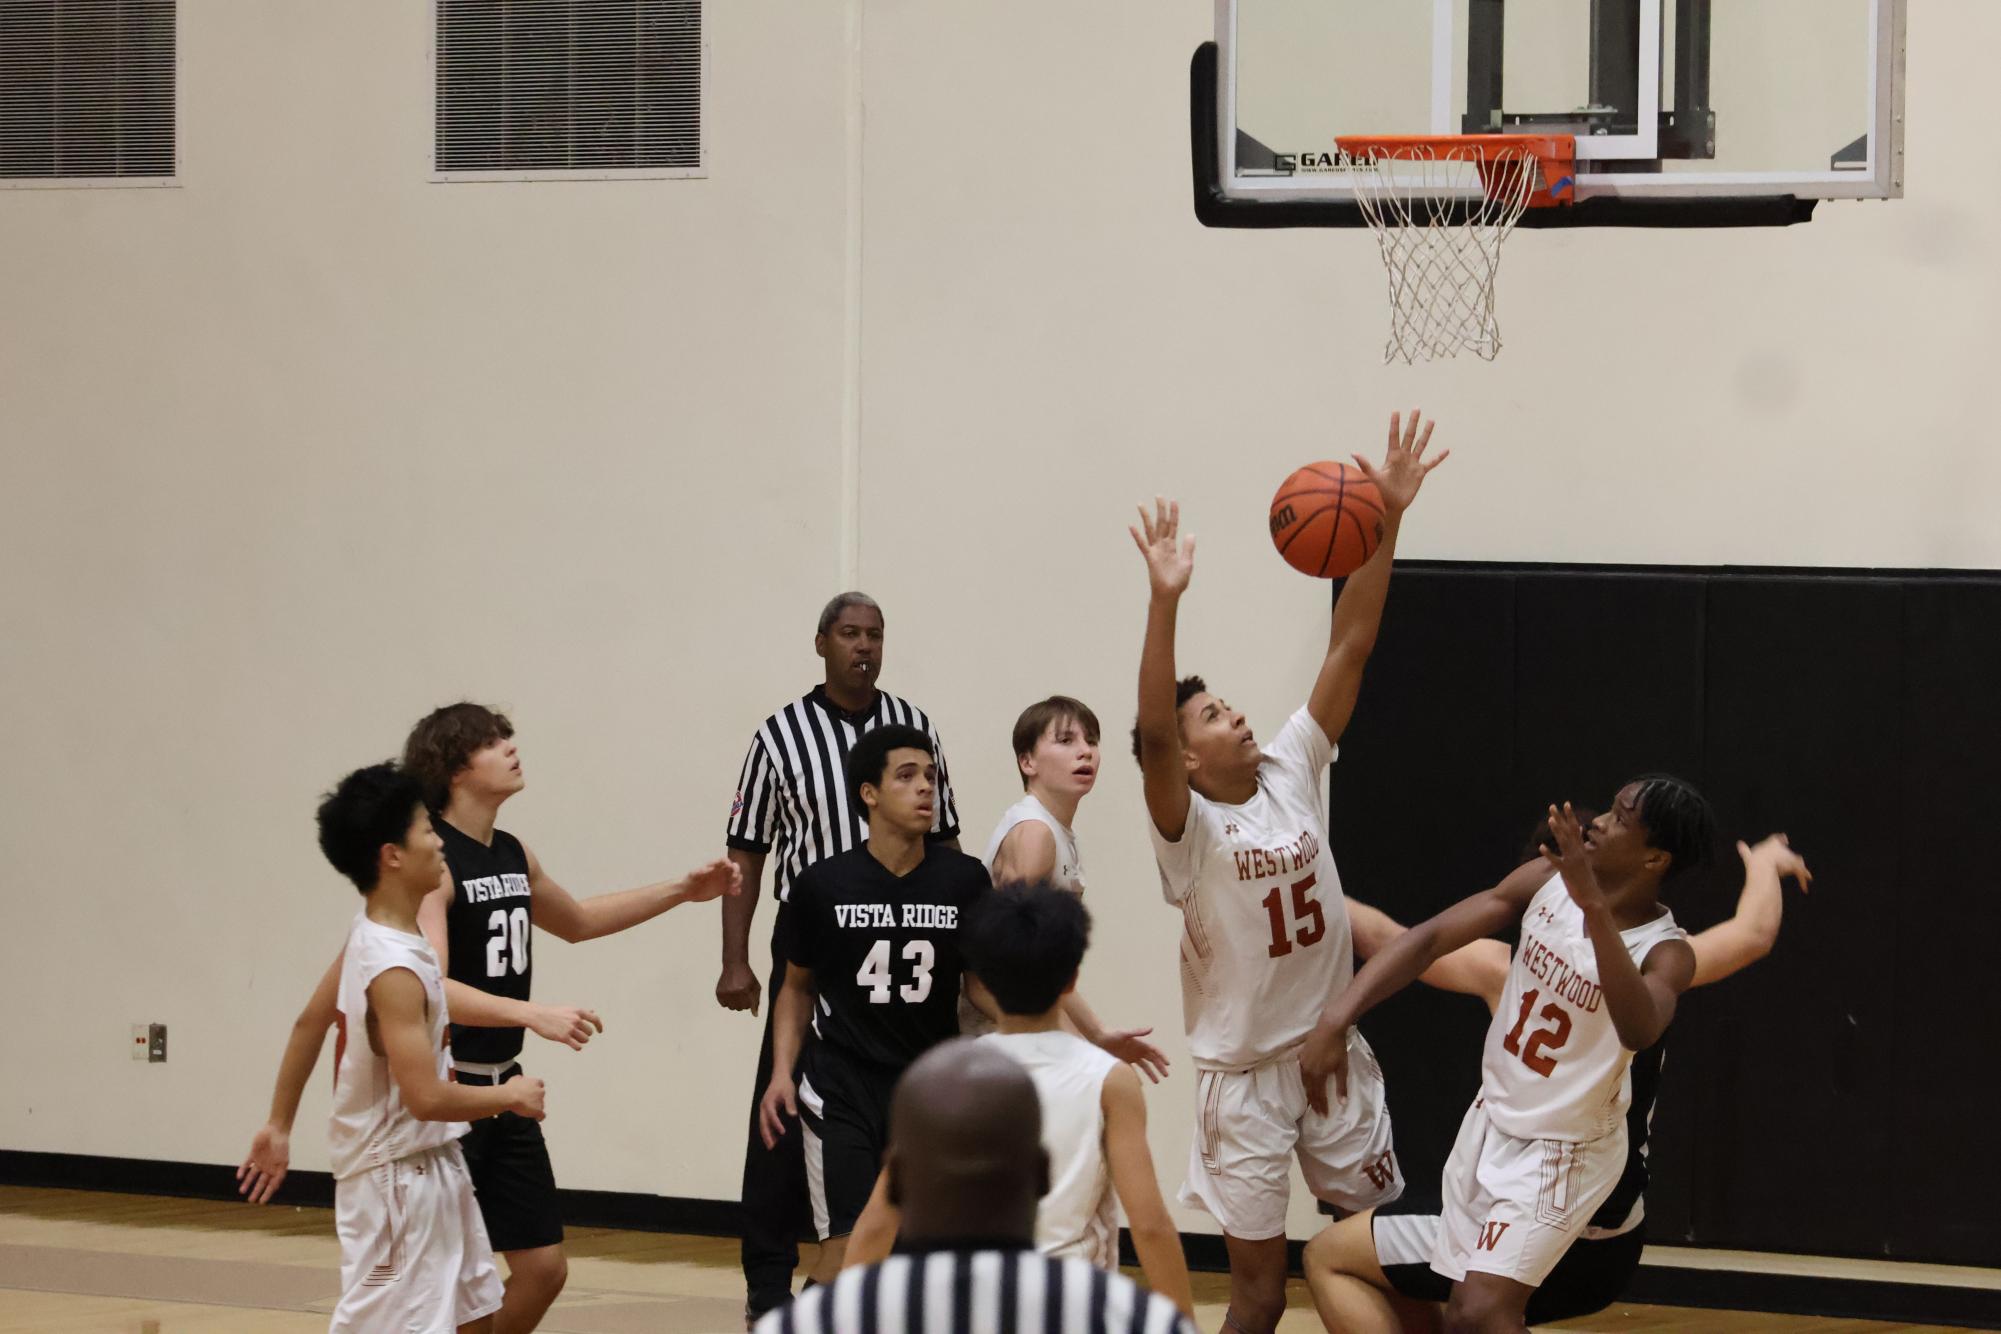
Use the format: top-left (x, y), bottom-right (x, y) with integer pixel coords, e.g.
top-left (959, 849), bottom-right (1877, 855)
top-left (1268, 461), bottom-right (1386, 579)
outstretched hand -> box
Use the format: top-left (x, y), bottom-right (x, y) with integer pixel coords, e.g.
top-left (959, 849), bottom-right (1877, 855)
top-left (679, 856), bottom-right (743, 905)
top-left (1098, 1027), bottom-right (1171, 1084)
top-left (1351, 409), bottom-right (1448, 516)
top-left (1541, 802), bottom-right (1607, 914)
top-left (1739, 833), bottom-right (1812, 892)
top-left (1130, 497), bottom-right (1195, 600)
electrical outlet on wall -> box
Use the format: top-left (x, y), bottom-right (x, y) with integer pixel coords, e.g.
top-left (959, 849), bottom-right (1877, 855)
top-left (130, 1024), bottom-right (149, 1061)
top-left (148, 1023), bottom-right (167, 1062)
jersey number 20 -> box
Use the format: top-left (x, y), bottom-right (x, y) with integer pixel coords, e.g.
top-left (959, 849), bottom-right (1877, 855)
top-left (485, 907), bottom-right (530, 978)
top-left (857, 939), bottom-right (934, 1004)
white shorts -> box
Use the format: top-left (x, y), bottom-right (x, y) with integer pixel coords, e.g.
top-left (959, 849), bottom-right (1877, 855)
top-left (1181, 1031), bottom-right (1402, 1240)
top-left (332, 1140), bottom-right (505, 1333)
top-left (1430, 1098), bottom-right (1626, 1289)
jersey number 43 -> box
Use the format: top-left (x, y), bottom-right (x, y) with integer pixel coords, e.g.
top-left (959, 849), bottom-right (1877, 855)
top-left (856, 939), bottom-right (935, 1004)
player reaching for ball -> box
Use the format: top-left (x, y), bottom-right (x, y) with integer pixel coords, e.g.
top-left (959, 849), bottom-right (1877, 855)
top-left (1127, 410), bottom-right (1446, 1334)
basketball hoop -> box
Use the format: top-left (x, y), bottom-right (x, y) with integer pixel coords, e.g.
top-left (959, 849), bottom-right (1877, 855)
top-left (1333, 135), bottom-right (1575, 364)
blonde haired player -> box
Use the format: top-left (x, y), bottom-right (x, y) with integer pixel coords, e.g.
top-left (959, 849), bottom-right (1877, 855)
top-left (1128, 411), bottom-right (1446, 1334)
top-left (963, 696), bottom-right (1168, 1080)
top-left (1305, 783), bottom-right (1714, 1334)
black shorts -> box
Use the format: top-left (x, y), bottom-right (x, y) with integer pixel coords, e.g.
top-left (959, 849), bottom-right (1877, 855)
top-left (456, 1062), bottom-right (565, 1253)
top-left (1373, 1190), bottom-right (1645, 1324)
top-left (795, 1042), bottom-right (900, 1242)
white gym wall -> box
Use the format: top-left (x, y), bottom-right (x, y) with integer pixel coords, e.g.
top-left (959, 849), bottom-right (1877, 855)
top-left (2, 0), bottom-right (1995, 1246)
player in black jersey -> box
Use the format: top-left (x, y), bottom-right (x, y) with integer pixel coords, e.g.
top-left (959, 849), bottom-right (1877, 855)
top-left (1302, 833), bottom-right (1812, 1333)
top-left (756, 723), bottom-right (993, 1284)
top-left (238, 703), bottom-right (738, 1334)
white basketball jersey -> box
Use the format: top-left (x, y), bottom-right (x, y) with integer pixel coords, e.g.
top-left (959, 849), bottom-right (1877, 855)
top-left (328, 912), bottom-right (466, 1180)
top-left (982, 1029), bottom-right (1122, 1269)
top-left (1480, 876), bottom-right (1688, 1143)
top-left (983, 794), bottom-right (1086, 893)
top-left (1148, 707), bottom-right (1354, 1071)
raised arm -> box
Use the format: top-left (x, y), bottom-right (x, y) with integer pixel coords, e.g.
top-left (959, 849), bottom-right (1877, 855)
top-left (1131, 497), bottom-right (1196, 840)
top-left (1690, 835), bottom-right (1812, 987)
top-left (1307, 410), bottom-right (1449, 744)
top-left (1301, 860), bottom-right (1547, 1113)
top-left (369, 968), bottom-right (545, 1123)
top-left (1347, 897), bottom-right (1510, 1013)
top-left (527, 843), bottom-right (741, 944)
top-left (1103, 1064), bottom-right (1196, 1317)
top-left (237, 948), bottom-right (342, 1204)
top-left (1543, 804), bottom-right (1695, 1050)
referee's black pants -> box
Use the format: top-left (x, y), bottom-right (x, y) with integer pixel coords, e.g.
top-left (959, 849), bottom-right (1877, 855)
top-left (742, 913), bottom-right (812, 1316)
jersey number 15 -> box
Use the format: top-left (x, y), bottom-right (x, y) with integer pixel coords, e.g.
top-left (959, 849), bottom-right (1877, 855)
top-left (1262, 873), bottom-right (1327, 959)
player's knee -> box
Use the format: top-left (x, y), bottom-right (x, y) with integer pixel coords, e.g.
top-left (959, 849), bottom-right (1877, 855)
top-left (507, 1245), bottom-right (568, 1296)
top-left (1442, 1287), bottom-right (1521, 1334)
top-left (1304, 1213), bottom-right (1373, 1280)
top-left (1228, 1278), bottom-right (1288, 1334)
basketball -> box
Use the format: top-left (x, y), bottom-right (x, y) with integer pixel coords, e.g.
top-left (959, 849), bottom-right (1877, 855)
top-left (1268, 461), bottom-right (1386, 579)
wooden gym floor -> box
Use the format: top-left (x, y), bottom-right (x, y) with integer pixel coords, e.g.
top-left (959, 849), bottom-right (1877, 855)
top-left (0, 1185), bottom-right (1974, 1333)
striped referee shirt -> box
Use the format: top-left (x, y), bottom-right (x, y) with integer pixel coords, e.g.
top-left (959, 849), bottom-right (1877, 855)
top-left (753, 1248), bottom-right (1196, 1334)
top-left (728, 686), bottom-right (961, 904)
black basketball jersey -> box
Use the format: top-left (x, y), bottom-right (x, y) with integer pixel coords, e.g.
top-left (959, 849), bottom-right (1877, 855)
top-left (1589, 1041), bottom-right (1665, 1231)
top-left (784, 844), bottom-right (991, 1068)
top-left (437, 815), bottom-right (534, 1064)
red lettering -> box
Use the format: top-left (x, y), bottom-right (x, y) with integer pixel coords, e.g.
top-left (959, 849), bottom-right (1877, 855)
top-left (1475, 1220), bottom-right (1511, 1251)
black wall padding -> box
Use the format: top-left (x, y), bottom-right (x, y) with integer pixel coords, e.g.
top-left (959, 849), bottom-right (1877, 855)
top-left (1327, 564), bottom-right (2001, 1266)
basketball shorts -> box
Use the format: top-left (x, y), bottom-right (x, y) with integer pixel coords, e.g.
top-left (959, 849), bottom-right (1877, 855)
top-left (1429, 1098), bottom-right (1627, 1289)
top-left (456, 1060), bottom-right (565, 1252)
top-left (331, 1140), bottom-right (503, 1333)
top-left (1374, 1187), bottom-right (1645, 1321)
top-left (796, 1041), bottom-right (903, 1241)
top-left (1182, 1030), bottom-right (1402, 1241)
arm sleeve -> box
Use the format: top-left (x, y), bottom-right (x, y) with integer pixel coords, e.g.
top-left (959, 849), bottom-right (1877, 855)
top-left (1146, 792), bottom-right (1215, 907)
top-left (783, 873), bottom-right (821, 969)
top-left (1264, 706), bottom-right (1336, 803)
top-left (727, 732), bottom-right (779, 853)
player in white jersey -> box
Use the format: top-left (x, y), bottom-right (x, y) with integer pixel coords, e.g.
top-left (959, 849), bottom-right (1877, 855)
top-left (843, 883), bottom-right (1195, 1318)
top-left (1128, 410), bottom-right (1447, 1334)
top-left (313, 763), bottom-right (546, 1334)
top-left (1305, 778), bottom-right (1714, 1334)
top-left (963, 696), bottom-right (1168, 1081)
top-left (1306, 832), bottom-right (1813, 1334)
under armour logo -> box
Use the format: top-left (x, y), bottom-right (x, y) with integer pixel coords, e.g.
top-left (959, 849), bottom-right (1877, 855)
top-left (1224, 822), bottom-right (1239, 836)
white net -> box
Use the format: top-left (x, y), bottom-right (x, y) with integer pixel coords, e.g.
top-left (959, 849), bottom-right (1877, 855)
top-left (1341, 145), bottom-right (1540, 364)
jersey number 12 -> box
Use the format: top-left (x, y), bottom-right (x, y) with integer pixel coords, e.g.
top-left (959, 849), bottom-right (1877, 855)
top-left (857, 939), bottom-right (935, 1004)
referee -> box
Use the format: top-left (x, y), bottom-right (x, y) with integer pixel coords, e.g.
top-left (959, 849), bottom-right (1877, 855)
top-left (754, 1040), bottom-right (1197, 1334)
top-left (720, 591), bottom-right (962, 1323)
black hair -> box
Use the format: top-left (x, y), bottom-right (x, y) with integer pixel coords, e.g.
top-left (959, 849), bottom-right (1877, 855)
top-left (847, 723), bottom-right (934, 814)
top-left (963, 882), bottom-right (1091, 1016)
top-left (1629, 773), bottom-right (1717, 888)
top-left (1130, 675), bottom-right (1210, 765)
top-left (316, 762), bottom-right (427, 893)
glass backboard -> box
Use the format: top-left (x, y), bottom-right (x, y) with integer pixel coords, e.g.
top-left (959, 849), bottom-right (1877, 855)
top-left (1206, 0), bottom-right (1905, 223)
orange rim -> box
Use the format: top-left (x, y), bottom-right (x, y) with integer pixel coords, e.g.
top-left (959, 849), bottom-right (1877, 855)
top-left (1334, 133), bottom-right (1577, 208)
